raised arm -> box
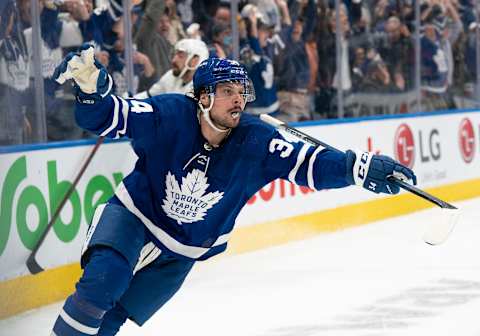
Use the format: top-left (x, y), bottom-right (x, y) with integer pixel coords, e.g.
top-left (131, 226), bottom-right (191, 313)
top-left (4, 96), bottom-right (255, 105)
top-left (53, 44), bottom-right (159, 139)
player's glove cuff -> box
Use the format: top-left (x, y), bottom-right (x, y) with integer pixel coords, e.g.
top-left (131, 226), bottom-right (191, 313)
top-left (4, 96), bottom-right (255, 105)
top-left (346, 149), bottom-right (417, 195)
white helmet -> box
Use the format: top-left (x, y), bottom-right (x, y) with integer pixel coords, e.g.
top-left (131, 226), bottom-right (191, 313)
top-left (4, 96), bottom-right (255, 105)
top-left (174, 38), bottom-right (209, 78)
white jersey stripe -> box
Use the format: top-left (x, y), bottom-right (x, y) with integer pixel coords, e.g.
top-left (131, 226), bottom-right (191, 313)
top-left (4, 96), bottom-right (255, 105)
top-left (81, 204), bottom-right (106, 257)
top-left (288, 143), bottom-right (311, 183)
top-left (101, 95), bottom-right (119, 136)
top-left (106, 4), bottom-right (119, 21)
top-left (59, 309), bottom-right (99, 335)
top-left (134, 242), bottom-right (161, 274)
top-left (307, 145), bottom-right (324, 189)
top-left (116, 96), bottom-right (129, 137)
top-left (100, 74), bottom-right (114, 99)
top-left (115, 182), bottom-right (230, 259)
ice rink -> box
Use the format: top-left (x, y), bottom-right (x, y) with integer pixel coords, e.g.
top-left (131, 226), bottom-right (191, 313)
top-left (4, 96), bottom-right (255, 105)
top-left (1, 197), bottom-right (480, 336)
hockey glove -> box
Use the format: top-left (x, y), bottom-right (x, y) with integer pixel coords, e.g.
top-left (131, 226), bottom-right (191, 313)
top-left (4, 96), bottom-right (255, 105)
top-left (346, 150), bottom-right (417, 194)
top-left (53, 44), bottom-right (112, 104)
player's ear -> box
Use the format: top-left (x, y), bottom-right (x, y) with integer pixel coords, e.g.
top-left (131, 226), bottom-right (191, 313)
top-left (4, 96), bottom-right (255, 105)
top-left (199, 92), bottom-right (210, 107)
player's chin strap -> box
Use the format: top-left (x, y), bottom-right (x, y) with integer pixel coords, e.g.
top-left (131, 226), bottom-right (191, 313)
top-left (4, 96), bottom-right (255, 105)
top-left (198, 94), bottom-right (230, 133)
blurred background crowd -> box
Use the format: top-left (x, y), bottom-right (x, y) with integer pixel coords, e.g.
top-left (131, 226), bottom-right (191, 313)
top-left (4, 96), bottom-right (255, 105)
top-left (0, 0), bottom-right (479, 146)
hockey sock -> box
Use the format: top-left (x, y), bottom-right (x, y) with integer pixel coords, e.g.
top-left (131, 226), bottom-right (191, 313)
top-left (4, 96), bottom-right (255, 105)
top-left (52, 247), bottom-right (133, 335)
top-left (97, 303), bottom-right (129, 336)
top-left (52, 293), bottom-right (105, 336)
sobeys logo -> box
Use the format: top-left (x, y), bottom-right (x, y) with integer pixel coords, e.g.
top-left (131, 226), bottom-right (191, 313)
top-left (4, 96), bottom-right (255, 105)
top-left (0, 156), bottom-right (124, 257)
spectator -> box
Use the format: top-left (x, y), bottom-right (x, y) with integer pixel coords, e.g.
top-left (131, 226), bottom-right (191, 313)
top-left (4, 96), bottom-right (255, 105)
top-left (358, 54), bottom-right (395, 93)
top-left (329, 4), bottom-right (353, 94)
top-left (249, 0), bottom-right (281, 32)
top-left (77, 0), bottom-right (122, 51)
top-left (191, 0), bottom-right (222, 41)
top-left (109, 16), bottom-right (155, 95)
top-left (313, 2), bottom-right (336, 118)
top-left (351, 46), bottom-right (367, 89)
top-left (462, 11), bottom-right (478, 96)
top-left (176, 0), bottom-right (194, 29)
top-left (208, 22), bottom-right (232, 58)
top-left (420, 7), bottom-right (450, 111)
top-left (376, 16), bottom-right (415, 91)
top-left (135, 38), bottom-right (208, 97)
top-left (0, 0), bottom-right (30, 145)
top-left (163, 0), bottom-right (186, 45)
top-left (213, 4), bottom-right (231, 26)
top-left (440, 0), bottom-right (463, 91)
top-left (273, 0), bottom-right (313, 122)
top-left (23, 0), bottom-right (85, 141)
top-left (240, 4), bottom-right (280, 116)
top-left (134, 0), bottom-right (173, 93)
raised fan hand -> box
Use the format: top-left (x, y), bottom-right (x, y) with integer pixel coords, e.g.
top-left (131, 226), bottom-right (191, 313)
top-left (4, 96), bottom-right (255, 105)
top-left (53, 44), bottom-right (112, 103)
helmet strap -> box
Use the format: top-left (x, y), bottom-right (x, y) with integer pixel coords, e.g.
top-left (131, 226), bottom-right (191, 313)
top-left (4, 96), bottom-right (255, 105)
top-left (198, 94), bottom-right (230, 133)
top-left (178, 54), bottom-right (195, 80)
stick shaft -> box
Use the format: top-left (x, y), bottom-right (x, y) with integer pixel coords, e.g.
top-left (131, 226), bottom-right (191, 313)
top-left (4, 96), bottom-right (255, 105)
top-left (26, 136), bottom-right (105, 274)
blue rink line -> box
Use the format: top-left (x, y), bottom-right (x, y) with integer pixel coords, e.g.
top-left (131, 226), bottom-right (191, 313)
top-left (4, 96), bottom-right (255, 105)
top-left (0, 137), bottom-right (130, 154)
top-left (1, 108), bottom-right (479, 155)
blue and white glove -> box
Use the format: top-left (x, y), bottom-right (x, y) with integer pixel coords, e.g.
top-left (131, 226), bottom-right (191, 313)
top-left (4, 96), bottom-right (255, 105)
top-left (346, 150), bottom-right (417, 194)
top-left (52, 44), bottom-right (112, 104)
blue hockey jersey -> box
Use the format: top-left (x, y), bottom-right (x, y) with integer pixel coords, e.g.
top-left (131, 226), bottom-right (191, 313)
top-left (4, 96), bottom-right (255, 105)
top-left (75, 94), bottom-right (350, 261)
top-left (421, 36), bottom-right (448, 93)
top-left (241, 37), bottom-right (279, 116)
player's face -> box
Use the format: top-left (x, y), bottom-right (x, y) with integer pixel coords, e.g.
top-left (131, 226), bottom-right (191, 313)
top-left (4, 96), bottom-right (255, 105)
top-left (206, 82), bottom-right (246, 129)
top-left (171, 50), bottom-right (187, 76)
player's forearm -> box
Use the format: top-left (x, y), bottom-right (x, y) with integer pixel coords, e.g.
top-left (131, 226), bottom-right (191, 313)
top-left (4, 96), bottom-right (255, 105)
top-left (74, 95), bottom-right (120, 137)
top-left (75, 94), bottom-right (132, 140)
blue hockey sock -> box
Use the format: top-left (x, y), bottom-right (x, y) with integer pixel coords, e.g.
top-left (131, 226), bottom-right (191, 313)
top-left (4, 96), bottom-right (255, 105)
top-left (52, 293), bottom-right (105, 335)
top-left (97, 304), bottom-right (129, 336)
top-left (52, 247), bottom-right (133, 335)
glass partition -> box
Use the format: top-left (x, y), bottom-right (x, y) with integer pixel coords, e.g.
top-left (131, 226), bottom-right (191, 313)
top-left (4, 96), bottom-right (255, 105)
top-left (419, 0), bottom-right (459, 111)
top-left (334, 0), bottom-right (420, 118)
top-left (0, 0), bottom-right (40, 145)
top-left (1, 0), bottom-right (480, 149)
top-left (451, 0), bottom-right (480, 109)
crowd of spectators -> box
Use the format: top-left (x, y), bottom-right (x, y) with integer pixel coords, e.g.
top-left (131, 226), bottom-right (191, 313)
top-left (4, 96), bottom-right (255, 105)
top-left (0, 0), bottom-right (479, 145)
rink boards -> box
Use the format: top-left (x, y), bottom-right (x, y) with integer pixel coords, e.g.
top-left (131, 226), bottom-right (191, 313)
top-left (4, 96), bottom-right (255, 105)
top-left (1, 109), bottom-right (480, 318)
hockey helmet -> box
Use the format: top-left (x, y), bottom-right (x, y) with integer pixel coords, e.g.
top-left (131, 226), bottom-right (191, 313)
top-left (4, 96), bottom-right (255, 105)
top-left (193, 58), bottom-right (255, 102)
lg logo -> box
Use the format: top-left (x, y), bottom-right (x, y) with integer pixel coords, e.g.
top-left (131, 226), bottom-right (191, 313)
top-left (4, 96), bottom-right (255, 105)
top-left (394, 123), bottom-right (442, 168)
top-left (394, 124), bottom-right (415, 168)
top-left (393, 118), bottom-right (476, 168)
top-left (458, 118), bottom-right (475, 163)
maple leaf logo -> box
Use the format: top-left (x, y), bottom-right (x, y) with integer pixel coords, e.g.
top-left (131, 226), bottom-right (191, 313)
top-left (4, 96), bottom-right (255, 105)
top-left (162, 170), bottom-right (224, 224)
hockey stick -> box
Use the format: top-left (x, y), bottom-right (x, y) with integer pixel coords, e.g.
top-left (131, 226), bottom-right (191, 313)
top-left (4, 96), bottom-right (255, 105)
top-left (260, 114), bottom-right (460, 245)
top-left (26, 136), bottom-right (105, 274)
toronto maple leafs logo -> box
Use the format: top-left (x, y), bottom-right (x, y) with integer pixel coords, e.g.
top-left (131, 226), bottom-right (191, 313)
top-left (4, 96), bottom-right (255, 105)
top-left (162, 170), bottom-right (224, 224)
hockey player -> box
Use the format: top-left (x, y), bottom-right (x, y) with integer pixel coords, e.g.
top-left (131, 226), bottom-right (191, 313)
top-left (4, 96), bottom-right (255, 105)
top-left (50, 44), bottom-right (416, 336)
top-left (134, 38), bottom-right (209, 98)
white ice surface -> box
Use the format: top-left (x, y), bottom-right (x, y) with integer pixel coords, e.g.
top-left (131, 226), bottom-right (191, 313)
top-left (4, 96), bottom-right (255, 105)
top-left (1, 197), bottom-right (480, 336)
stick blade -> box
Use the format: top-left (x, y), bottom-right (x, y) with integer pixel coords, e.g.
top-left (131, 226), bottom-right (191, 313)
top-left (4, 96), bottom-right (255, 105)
top-left (423, 208), bottom-right (461, 245)
top-left (26, 254), bottom-right (45, 274)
